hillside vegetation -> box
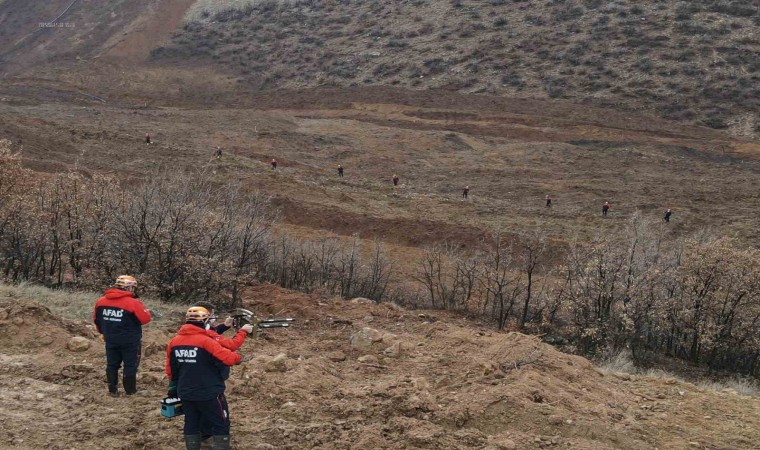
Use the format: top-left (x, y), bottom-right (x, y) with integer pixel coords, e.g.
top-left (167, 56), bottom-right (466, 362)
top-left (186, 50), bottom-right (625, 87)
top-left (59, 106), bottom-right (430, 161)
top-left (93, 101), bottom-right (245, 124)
top-left (154, 0), bottom-right (759, 136)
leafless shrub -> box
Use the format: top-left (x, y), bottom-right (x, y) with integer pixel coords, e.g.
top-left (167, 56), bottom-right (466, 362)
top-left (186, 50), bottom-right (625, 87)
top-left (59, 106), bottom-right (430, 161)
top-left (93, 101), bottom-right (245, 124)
top-left (0, 149), bottom-right (395, 306)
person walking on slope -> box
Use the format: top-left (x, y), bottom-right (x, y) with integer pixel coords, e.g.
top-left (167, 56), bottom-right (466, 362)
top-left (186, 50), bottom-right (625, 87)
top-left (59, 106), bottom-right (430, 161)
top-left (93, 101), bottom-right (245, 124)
top-left (215, 147), bottom-right (223, 159)
top-left (545, 195), bottom-right (552, 208)
top-left (146, 133), bottom-right (152, 145)
top-left (463, 185), bottom-right (470, 199)
top-left (271, 158), bottom-right (277, 170)
top-left (167, 307), bottom-right (250, 450)
top-left (392, 174), bottom-right (399, 186)
top-left (602, 201), bottom-right (610, 217)
top-left (664, 208), bottom-right (672, 223)
top-left (94, 275), bottom-right (152, 397)
top-left (337, 164), bottom-right (344, 177)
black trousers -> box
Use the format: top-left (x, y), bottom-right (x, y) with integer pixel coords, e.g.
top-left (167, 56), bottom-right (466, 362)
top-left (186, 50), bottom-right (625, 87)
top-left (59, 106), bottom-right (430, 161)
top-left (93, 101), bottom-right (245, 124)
top-left (106, 341), bottom-right (142, 377)
top-left (183, 394), bottom-right (230, 436)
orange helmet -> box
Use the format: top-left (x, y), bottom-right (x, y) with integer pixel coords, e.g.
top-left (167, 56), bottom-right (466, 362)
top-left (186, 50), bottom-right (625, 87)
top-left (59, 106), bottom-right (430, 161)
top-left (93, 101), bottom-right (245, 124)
top-left (114, 275), bottom-right (138, 288)
top-left (186, 306), bottom-right (211, 322)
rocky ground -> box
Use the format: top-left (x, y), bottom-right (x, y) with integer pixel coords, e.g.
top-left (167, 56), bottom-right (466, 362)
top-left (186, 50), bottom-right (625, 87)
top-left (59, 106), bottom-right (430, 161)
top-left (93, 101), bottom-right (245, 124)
top-left (1, 284), bottom-right (758, 449)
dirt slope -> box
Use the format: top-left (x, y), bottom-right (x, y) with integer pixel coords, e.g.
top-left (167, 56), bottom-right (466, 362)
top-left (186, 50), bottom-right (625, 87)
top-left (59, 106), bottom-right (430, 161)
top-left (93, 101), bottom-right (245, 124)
top-left (1, 85), bottom-right (758, 249)
top-left (1, 285), bottom-right (758, 449)
top-left (155, 0), bottom-right (759, 136)
top-left (0, 0), bottom-right (194, 72)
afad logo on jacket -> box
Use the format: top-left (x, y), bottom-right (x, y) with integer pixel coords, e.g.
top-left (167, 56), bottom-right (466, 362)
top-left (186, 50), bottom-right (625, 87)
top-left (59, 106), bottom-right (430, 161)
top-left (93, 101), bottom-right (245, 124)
top-left (102, 308), bottom-right (124, 321)
top-left (174, 347), bottom-right (199, 363)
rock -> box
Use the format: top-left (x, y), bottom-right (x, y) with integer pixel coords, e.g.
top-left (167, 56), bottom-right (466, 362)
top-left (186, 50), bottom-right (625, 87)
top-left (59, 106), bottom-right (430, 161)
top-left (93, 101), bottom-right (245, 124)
top-left (613, 371), bottom-right (632, 381)
top-left (350, 327), bottom-right (384, 351)
top-left (358, 354), bottom-right (379, 364)
top-left (486, 437), bottom-right (517, 450)
top-left (39, 335), bottom-right (54, 346)
top-left (381, 332), bottom-right (398, 342)
top-left (0, 309), bottom-right (8, 320)
top-left (350, 297), bottom-right (374, 305)
top-left (481, 361), bottom-right (499, 376)
top-left (363, 315), bottom-right (375, 323)
top-left (412, 377), bottom-right (430, 391)
top-left (548, 415), bottom-right (564, 426)
top-left (264, 353), bottom-right (288, 373)
top-left (12, 317), bottom-right (24, 326)
top-left (66, 336), bottom-right (91, 352)
top-left (327, 351), bottom-right (347, 362)
top-left (383, 341), bottom-right (405, 357)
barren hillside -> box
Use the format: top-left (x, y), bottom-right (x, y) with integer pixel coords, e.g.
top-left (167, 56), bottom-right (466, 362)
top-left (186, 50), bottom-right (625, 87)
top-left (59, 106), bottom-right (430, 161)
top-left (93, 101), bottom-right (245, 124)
top-left (1, 283), bottom-right (759, 449)
top-left (153, 0), bottom-right (759, 136)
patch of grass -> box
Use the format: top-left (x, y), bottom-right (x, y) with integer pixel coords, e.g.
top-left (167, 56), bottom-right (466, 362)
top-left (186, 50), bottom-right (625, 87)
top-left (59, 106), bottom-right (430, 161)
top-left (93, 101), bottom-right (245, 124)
top-left (0, 282), bottom-right (184, 323)
top-left (598, 350), bottom-right (760, 397)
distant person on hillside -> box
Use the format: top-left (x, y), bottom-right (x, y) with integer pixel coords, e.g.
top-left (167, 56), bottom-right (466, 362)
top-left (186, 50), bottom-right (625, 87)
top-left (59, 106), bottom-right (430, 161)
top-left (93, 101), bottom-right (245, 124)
top-left (463, 185), bottom-right (469, 199)
top-left (545, 195), bottom-right (552, 208)
top-left (271, 158), bottom-right (278, 170)
top-left (664, 208), bottom-right (672, 223)
top-left (338, 164), bottom-right (344, 177)
top-left (146, 133), bottom-right (152, 145)
top-left (602, 202), bottom-right (610, 217)
top-left (215, 147), bottom-right (223, 159)
top-left (94, 276), bottom-right (152, 397)
top-left (393, 174), bottom-right (399, 186)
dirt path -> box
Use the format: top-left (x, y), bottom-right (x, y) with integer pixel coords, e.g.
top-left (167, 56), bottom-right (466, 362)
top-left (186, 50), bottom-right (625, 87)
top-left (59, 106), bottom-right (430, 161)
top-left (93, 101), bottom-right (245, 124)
top-left (1, 285), bottom-right (758, 449)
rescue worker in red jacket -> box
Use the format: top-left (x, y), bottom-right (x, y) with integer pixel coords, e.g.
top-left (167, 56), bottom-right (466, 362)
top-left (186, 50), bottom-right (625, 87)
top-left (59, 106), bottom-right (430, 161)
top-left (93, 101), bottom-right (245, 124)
top-left (94, 275), bottom-right (152, 396)
top-left (166, 307), bottom-right (251, 450)
top-left (196, 302), bottom-right (253, 351)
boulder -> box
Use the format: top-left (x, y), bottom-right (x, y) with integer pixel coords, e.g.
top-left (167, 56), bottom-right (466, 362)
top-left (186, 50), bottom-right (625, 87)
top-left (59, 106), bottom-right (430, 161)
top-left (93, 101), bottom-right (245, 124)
top-left (67, 336), bottom-right (91, 352)
top-left (350, 327), bottom-right (384, 351)
top-left (358, 354), bottom-right (379, 364)
top-left (383, 341), bottom-right (405, 358)
top-left (264, 353), bottom-right (288, 373)
top-left (326, 351), bottom-right (347, 362)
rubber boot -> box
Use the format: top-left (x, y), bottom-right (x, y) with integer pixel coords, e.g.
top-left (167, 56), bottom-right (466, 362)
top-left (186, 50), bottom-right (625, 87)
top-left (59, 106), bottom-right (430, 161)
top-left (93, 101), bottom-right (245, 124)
top-left (211, 435), bottom-right (231, 450)
top-left (184, 434), bottom-right (202, 450)
top-left (106, 370), bottom-right (119, 397)
top-left (123, 375), bottom-right (137, 395)
top-left (200, 434), bottom-right (213, 450)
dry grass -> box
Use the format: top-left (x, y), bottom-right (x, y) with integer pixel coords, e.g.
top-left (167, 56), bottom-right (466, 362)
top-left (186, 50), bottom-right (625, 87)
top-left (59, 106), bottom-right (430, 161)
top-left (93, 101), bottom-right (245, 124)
top-left (0, 282), bottom-right (186, 323)
top-left (184, 0), bottom-right (259, 22)
top-left (599, 349), bottom-right (760, 397)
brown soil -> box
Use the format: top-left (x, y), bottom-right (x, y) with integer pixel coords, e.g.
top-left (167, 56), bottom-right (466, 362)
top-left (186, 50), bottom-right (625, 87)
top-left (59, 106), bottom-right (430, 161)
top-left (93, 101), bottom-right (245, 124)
top-left (1, 286), bottom-right (759, 449)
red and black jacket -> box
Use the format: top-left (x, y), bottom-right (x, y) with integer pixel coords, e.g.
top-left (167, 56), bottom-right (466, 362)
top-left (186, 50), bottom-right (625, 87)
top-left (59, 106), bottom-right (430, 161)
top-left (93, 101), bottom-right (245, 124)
top-left (93, 289), bottom-right (152, 344)
top-left (207, 327), bottom-right (248, 352)
top-left (166, 324), bottom-right (243, 401)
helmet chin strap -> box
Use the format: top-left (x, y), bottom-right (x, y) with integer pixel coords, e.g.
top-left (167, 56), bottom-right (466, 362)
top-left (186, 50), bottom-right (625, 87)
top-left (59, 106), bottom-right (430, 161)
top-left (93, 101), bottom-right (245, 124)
top-left (204, 316), bottom-right (217, 330)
